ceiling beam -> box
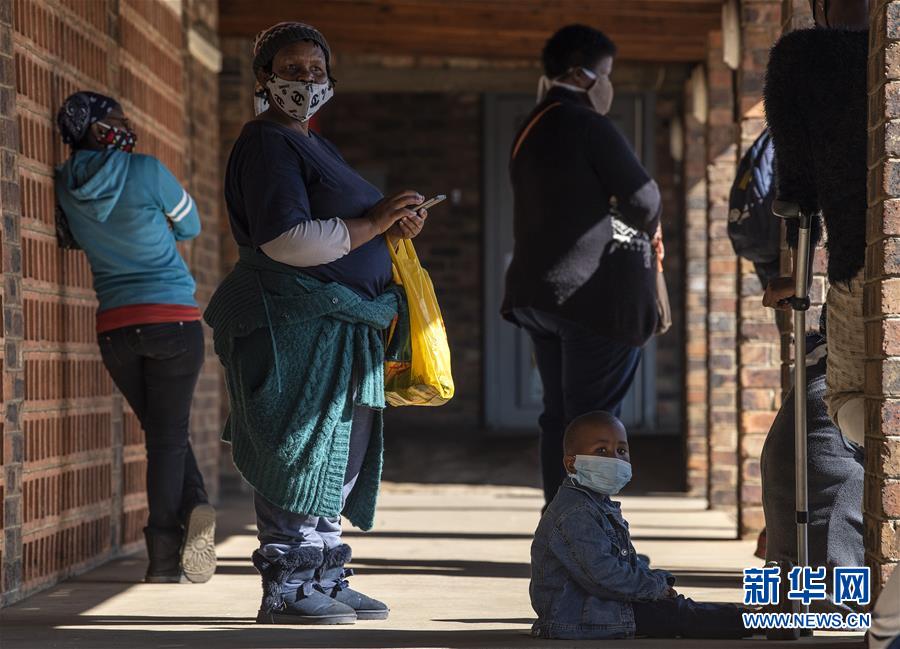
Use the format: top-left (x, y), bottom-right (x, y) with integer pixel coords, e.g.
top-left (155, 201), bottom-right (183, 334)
top-left (219, 0), bottom-right (721, 63)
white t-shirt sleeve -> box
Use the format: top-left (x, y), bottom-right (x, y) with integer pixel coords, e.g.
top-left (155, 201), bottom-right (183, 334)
top-left (259, 218), bottom-right (351, 267)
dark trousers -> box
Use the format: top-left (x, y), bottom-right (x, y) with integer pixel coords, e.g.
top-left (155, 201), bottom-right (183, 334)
top-left (633, 595), bottom-right (748, 639)
top-left (513, 308), bottom-right (642, 504)
top-left (254, 405), bottom-right (374, 553)
top-left (98, 321), bottom-right (207, 532)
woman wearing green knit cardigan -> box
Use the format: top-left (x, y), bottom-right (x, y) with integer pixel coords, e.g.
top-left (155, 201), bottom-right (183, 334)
top-left (207, 22), bottom-right (429, 626)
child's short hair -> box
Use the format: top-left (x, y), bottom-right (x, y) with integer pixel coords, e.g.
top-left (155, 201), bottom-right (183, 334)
top-left (563, 411), bottom-right (624, 454)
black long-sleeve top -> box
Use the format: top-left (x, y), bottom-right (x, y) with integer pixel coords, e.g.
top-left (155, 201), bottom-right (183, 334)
top-left (501, 87), bottom-right (661, 346)
top-left (764, 29), bottom-right (869, 284)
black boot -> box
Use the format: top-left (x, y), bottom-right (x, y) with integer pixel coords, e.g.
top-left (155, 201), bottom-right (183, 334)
top-left (144, 527), bottom-right (185, 583)
top-left (318, 544), bottom-right (390, 620)
top-left (181, 502), bottom-right (216, 583)
top-left (253, 547), bottom-right (357, 625)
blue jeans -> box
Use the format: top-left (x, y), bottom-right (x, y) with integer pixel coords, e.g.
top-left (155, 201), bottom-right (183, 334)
top-left (254, 405), bottom-right (374, 554)
top-left (98, 321), bottom-right (207, 532)
top-left (512, 308), bottom-right (642, 504)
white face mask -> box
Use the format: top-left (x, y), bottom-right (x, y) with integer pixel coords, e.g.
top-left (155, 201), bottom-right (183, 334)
top-left (535, 67), bottom-right (613, 116)
top-left (570, 455), bottom-right (632, 495)
top-left (259, 74), bottom-right (334, 122)
top-left (581, 68), bottom-right (614, 115)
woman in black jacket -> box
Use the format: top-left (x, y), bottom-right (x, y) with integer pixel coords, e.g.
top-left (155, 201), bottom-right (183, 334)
top-left (502, 25), bottom-right (662, 505)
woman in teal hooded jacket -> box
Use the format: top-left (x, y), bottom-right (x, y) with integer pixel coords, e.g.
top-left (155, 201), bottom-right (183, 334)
top-left (54, 92), bottom-right (216, 585)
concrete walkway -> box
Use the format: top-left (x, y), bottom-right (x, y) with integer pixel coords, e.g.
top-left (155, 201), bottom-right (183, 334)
top-left (0, 483), bottom-right (864, 648)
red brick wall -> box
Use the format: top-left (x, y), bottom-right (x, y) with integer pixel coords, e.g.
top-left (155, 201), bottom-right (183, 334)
top-left (683, 73), bottom-right (709, 497)
top-left (183, 0), bottom-right (222, 504)
top-left (317, 92), bottom-right (484, 431)
top-left (706, 31), bottom-right (740, 511)
top-left (216, 38), bottom-right (254, 480)
top-left (866, 0), bottom-right (900, 593)
top-left (0, 0), bottom-right (20, 603)
top-left (1, 0), bottom-right (221, 606)
top-left (736, 0), bottom-right (782, 538)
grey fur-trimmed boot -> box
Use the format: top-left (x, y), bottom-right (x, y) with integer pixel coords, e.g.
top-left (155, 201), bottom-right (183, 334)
top-left (317, 544), bottom-right (390, 621)
top-left (253, 547), bottom-right (357, 625)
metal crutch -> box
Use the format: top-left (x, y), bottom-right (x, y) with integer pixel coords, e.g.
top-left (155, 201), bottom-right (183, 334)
top-left (768, 199), bottom-right (813, 639)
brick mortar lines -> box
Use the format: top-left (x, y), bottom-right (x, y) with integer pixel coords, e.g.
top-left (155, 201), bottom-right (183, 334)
top-left (736, 1), bottom-right (783, 538)
top-left (683, 75), bottom-right (710, 498)
top-left (1, 2), bottom-right (23, 608)
top-left (2, 0), bottom-right (223, 603)
top-left (11, 4), bottom-right (115, 90)
top-left (118, 4), bottom-right (184, 89)
top-left (181, 6), bottom-right (222, 502)
top-left (706, 30), bottom-right (740, 513)
top-left (865, 0), bottom-right (900, 592)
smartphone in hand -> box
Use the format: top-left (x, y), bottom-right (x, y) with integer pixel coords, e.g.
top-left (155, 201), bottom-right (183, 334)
top-left (415, 194), bottom-right (447, 213)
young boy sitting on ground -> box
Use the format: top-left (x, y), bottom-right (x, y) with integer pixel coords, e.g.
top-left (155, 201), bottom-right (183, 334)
top-left (529, 411), bottom-right (750, 640)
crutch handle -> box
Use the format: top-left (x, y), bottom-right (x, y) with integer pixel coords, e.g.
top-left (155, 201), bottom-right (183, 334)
top-left (773, 199), bottom-right (801, 220)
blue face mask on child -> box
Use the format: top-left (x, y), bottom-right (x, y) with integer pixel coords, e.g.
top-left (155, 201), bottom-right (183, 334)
top-left (571, 455), bottom-right (632, 495)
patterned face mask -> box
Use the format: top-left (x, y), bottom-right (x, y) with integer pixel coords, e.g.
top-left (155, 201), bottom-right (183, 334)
top-left (96, 122), bottom-right (137, 153)
top-left (263, 74), bottom-right (334, 122)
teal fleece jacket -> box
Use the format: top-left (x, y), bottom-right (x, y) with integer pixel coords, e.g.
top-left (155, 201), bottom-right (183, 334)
top-left (204, 247), bottom-right (401, 530)
top-left (54, 150), bottom-right (200, 311)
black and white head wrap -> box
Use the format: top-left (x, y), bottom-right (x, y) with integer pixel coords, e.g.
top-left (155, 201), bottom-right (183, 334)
top-left (57, 92), bottom-right (120, 147)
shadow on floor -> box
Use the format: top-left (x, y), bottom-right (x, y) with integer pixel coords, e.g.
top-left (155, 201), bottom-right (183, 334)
top-left (0, 626), bottom-right (865, 649)
top-left (382, 433), bottom-right (686, 494)
top-left (214, 556), bottom-right (531, 579)
top-left (211, 559), bottom-right (744, 586)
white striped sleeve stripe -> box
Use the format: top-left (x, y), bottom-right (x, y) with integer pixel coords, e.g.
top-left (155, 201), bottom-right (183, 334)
top-left (169, 194), bottom-right (194, 223)
top-left (166, 189), bottom-right (190, 219)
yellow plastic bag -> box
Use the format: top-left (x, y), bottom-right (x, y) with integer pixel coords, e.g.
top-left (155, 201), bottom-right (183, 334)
top-left (384, 238), bottom-right (454, 407)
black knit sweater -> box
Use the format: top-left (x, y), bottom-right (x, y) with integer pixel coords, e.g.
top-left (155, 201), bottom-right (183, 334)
top-left (764, 29), bottom-right (869, 284)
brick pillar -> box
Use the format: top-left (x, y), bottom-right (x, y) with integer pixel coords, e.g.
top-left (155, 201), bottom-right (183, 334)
top-left (706, 31), bottom-right (740, 513)
top-left (217, 37), bottom-right (254, 480)
top-left (218, 36), bottom-right (253, 275)
top-left (0, 0), bottom-right (216, 603)
top-left (183, 0), bottom-right (222, 504)
top-left (684, 71), bottom-right (709, 497)
top-left (0, 0), bottom-right (22, 607)
top-left (865, 0), bottom-right (900, 593)
top-left (735, 0), bottom-right (783, 538)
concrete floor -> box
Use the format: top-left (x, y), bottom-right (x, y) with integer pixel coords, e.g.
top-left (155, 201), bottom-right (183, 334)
top-left (0, 482), bottom-right (864, 649)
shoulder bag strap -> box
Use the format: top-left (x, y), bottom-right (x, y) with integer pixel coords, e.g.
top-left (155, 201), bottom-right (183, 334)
top-left (511, 102), bottom-right (561, 161)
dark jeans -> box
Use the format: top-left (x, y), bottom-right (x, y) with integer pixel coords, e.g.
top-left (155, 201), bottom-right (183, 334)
top-left (512, 308), bottom-right (642, 504)
top-left (98, 321), bottom-right (207, 532)
top-left (761, 355), bottom-right (865, 580)
top-left (633, 595), bottom-right (748, 639)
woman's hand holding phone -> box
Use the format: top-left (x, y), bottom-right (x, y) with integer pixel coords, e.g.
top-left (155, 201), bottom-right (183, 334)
top-left (366, 190), bottom-right (423, 234)
top-left (388, 193), bottom-right (445, 241)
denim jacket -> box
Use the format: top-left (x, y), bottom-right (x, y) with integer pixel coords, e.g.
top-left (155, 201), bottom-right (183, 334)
top-left (530, 478), bottom-right (673, 640)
